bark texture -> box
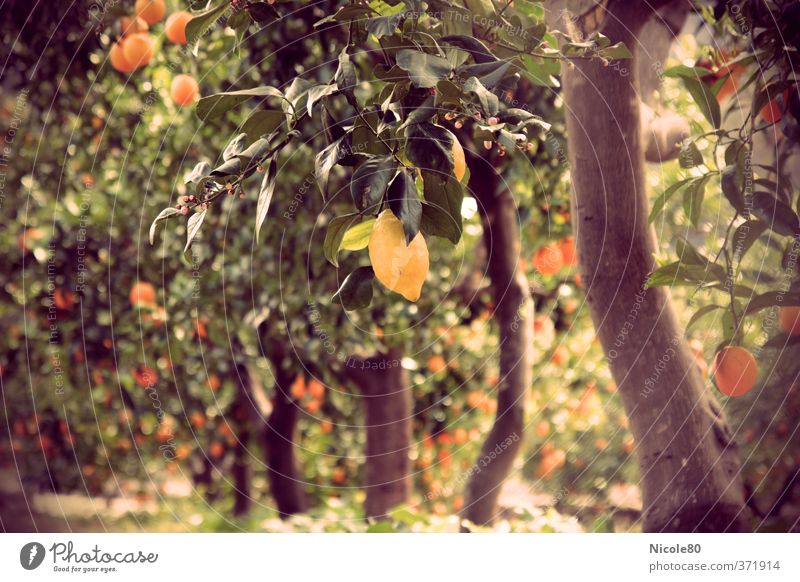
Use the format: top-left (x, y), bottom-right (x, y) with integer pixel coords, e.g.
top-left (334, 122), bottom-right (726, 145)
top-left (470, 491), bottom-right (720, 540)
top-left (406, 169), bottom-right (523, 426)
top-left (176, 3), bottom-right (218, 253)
top-left (556, 0), bottom-right (749, 532)
top-left (344, 348), bottom-right (412, 520)
top-left (461, 155), bottom-right (533, 526)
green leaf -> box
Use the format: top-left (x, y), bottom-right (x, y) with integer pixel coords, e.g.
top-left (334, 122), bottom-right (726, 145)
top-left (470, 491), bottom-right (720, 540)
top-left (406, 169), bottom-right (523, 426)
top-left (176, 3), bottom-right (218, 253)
top-left (255, 158), bottom-right (276, 244)
top-left (439, 35), bottom-right (497, 64)
top-left (682, 77), bottom-right (721, 129)
top-left (396, 50), bottom-right (452, 88)
top-left (196, 86), bottom-right (285, 121)
top-left (323, 214), bottom-right (361, 267)
top-left (315, 134), bottom-right (349, 197)
top-left (350, 156), bottom-right (396, 212)
top-left (333, 266), bottom-right (374, 310)
top-left (682, 175), bottom-right (709, 228)
top-left (185, 1), bottom-right (230, 52)
top-left (686, 304), bottom-right (724, 332)
top-left (731, 220), bottom-right (768, 261)
top-left (404, 123), bottom-right (455, 176)
top-left (744, 291), bottom-right (800, 316)
top-left (365, 520), bottom-right (396, 533)
top-left (341, 219), bottom-right (375, 251)
top-left (721, 164), bottom-right (746, 214)
top-left (334, 49), bottom-right (358, 106)
top-left (597, 42), bottom-right (633, 60)
top-left (184, 161), bottom-right (210, 184)
top-left (750, 192), bottom-right (800, 237)
top-left (420, 171), bottom-right (463, 244)
top-left (521, 55), bottom-right (560, 88)
top-left (463, 76), bottom-right (499, 115)
top-left (242, 110), bottom-right (285, 138)
top-left (678, 141), bottom-right (704, 169)
top-left (223, 133), bottom-right (248, 161)
top-left (649, 178), bottom-right (693, 222)
top-left (149, 207), bottom-right (180, 245)
top-left (662, 65), bottom-right (714, 79)
top-left (457, 60), bottom-right (513, 90)
top-left (184, 210), bottom-right (207, 254)
top-left (387, 168), bottom-right (422, 244)
top-left (646, 261), bottom-right (722, 288)
top-left (366, 11), bottom-right (406, 39)
top-left (675, 236), bottom-right (707, 266)
top-left (306, 84), bottom-right (337, 118)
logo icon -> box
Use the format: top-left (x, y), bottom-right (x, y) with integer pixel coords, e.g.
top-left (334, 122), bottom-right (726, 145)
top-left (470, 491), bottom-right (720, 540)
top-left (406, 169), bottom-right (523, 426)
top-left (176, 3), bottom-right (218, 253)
top-left (20, 542), bottom-right (46, 570)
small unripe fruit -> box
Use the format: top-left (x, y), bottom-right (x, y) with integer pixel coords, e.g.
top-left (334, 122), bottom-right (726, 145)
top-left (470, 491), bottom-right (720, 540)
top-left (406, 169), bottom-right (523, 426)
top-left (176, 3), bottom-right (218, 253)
top-left (488, 116), bottom-right (499, 125)
top-left (180, 206), bottom-right (189, 216)
top-left (483, 140), bottom-right (492, 150)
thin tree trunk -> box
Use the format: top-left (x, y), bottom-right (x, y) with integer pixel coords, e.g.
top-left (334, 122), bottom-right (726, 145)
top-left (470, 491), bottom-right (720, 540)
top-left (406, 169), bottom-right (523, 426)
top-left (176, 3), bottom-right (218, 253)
top-left (231, 364), bottom-right (251, 516)
top-left (264, 365), bottom-right (308, 519)
top-left (344, 348), bottom-right (411, 520)
top-left (461, 157), bottom-right (533, 526)
top-left (555, 0), bottom-right (748, 532)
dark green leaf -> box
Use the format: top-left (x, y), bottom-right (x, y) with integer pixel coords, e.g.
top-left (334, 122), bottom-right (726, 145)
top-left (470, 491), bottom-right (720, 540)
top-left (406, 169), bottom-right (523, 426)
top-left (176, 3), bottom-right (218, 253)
top-left (242, 109), bottom-right (285, 138)
top-left (210, 157), bottom-right (242, 178)
top-left (223, 133), bottom-right (248, 161)
top-left (255, 158), bottom-right (276, 244)
top-left (750, 191), bottom-right (800, 237)
top-left (744, 291), bottom-right (800, 316)
top-left (333, 267), bottom-right (374, 311)
top-left (184, 210), bottom-right (207, 253)
top-left (307, 84), bottom-right (337, 118)
top-left (396, 50), bottom-right (452, 88)
top-left (686, 304), bottom-right (724, 332)
top-left (678, 141), bottom-right (704, 168)
top-left (323, 213), bottom-right (361, 267)
top-left (458, 60), bottom-right (512, 90)
top-left (184, 161), bottom-right (210, 184)
top-left (463, 76), bottom-right (499, 115)
top-left (247, 2), bottom-right (279, 23)
top-left (387, 168), bottom-right (422, 244)
top-left (675, 236), bottom-right (707, 266)
top-left (315, 134), bottom-right (349, 196)
top-left (649, 178), bottom-right (693, 222)
top-left (185, 2), bottom-right (230, 51)
top-left (439, 35), bottom-right (497, 63)
top-left (662, 65), bottom-right (714, 79)
top-left (420, 171), bottom-right (463, 244)
top-left (721, 164), bottom-right (746, 214)
top-left (350, 155), bottom-right (396, 212)
top-left (335, 50), bottom-right (358, 106)
top-left (683, 175), bottom-right (709, 228)
top-left (149, 207), bottom-right (180, 245)
top-left (732, 220), bottom-right (768, 261)
top-left (404, 123), bottom-right (455, 176)
top-left (197, 86), bottom-right (285, 121)
top-left (682, 77), bottom-right (721, 129)
top-left (366, 11), bottom-right (406, 39)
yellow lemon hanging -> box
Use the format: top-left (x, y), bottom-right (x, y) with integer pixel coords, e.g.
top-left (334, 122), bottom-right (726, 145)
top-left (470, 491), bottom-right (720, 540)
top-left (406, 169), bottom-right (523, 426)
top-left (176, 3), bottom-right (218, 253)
top-left (368, 210), bottom-right (429, 301)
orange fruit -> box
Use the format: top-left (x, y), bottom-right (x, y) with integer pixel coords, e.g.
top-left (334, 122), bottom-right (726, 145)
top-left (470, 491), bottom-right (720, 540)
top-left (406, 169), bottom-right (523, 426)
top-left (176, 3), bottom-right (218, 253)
top-left (451, 135), bottom-right (466, 182)
top-left (427, 355), bottom-right (447, 374)
top-left (305, 399), bottom-right (321, 414)
top-left (209, 442), bottom-right (225, 458)
top-left (122, 33), bottom-right (155, 68)
top-left (133, 365), bottom-right (157, 388)
top-left (466, 391), bottom-right (482, 408)
top-left (110, 41), bottom-right (136, 73)
top-left (453, 428), bottom-right (468, 445)
top-left (320, 420), bottom-right (333, 434)
top-left (332, 467), bottom-right (347, 485)
top-left (759, 90), bottom-right (790, 124)
top-left (779, 306), bottom-right (800, 335)
top-left (129, 281), bottom-right (157, 307)
top-left (534, 420), bottom-right (550, 438)
top-left (120, 16), bottom-right (148, 37)
top-left (550, 345), bottom-right (568, 366)
top-left (165, 11), bottom-right (192, 45)
top-left (533, 243), bottom-right (564, 275)
top-left (171, 74), bottom-right (200, 106)
top-left (53, 288), bottom-right (75, 310)
top-left (135, 0), bottom-right (166, 25)
top-left (190, 411), bottom-right (205, 429)
top-left (289, 375), bottom-right (306, 400)
top-left (558, 236), bottom-right (577, 267)
top-left (308, 379), bottom-right (325, 400)
top-left (711, 346), bottom-right (758, 397)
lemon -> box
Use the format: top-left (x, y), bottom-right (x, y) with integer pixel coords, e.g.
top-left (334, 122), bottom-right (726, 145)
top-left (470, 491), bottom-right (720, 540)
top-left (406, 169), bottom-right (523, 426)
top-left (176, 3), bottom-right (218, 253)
top-left (451, 136), bottom-right (466, 182)
top-left (368, 210), bottom-right (429, 301)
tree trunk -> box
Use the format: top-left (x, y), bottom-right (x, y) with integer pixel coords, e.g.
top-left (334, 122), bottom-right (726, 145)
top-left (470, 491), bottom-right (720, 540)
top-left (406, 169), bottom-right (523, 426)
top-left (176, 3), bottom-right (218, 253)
top-left (461, 154), bottom-right (533, 527)
top-left (264, 366), bottom-right (308, 518)
top-left (344, 348), bottom-right (411, 520)
top-left (231, 364), bottom-right (251, 516)
top-left (556, 0), bottom-right (749, 532)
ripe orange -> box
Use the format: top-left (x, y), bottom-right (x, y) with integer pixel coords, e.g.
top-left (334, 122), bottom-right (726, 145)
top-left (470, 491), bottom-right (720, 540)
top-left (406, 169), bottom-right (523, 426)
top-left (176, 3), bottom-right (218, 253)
top-left (305, 399), bottom-right (321, 414)
top-left (308, 379), bottom-right (325, 400)
top-left (332, 467), bottom-right (347, 485)
top-left (533, 243), bottom-right (564, 276)
top-left (320, 420), bottom-right (333, 434)
top-left (165, 11), bottom-right (192, 45)
top-left (711, 346), bottom-right (758, 397)
top-left (53, 288), bottom-right (75, 310)
top-left (534, 420), bottom-right (550, 438)
top-left (558, 236), bottom-right (577, 267)
top-left (289, 375), bottom-right (306, 400)
top-left (129, 281), bottom-right (157, 307)
top-left (133, 365), bottom-right (158, 388)
top-left (451, 136), bottom-right (466, 182)
top-left (537, 449), bottom-right (565, 478)
top-left (779, 306), bottom-right (800, 335)
top-left (453, 428), bottom-right (468, 445)
top-left (120, 16), bottom-right (148, 37)
top-left (550, 345), bottom-right (568, 366)
top-left (110, 41), bottom-right (136, 73)
top-left (427, 355), bottom-right (447, 374)
top-left (122, 33), bottom-right (155, 69)
top-left (135, 0), bottom-right (166, 25)
top-left (209, 441), bottom-right (225, 458)
top-left (171, 74), bottom-right (200, 106)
